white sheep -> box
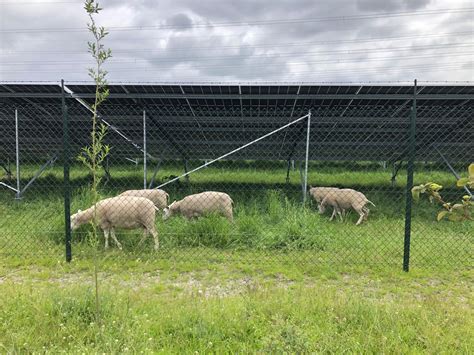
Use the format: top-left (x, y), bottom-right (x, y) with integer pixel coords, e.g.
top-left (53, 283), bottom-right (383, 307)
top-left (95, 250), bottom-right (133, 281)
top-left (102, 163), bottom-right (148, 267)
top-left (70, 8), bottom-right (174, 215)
top-left (70, 196), bottom-right (160, 250)
top-left (309, 186), bottom-right (340, 204)
top-left (318, 188), bottom-right (375, 225)
top-left (163, 191), bottom-right (234, 222)
top-left (119, 189), bottom-right (169, 210)
top-left (309, 186), bottom-right (345, 216)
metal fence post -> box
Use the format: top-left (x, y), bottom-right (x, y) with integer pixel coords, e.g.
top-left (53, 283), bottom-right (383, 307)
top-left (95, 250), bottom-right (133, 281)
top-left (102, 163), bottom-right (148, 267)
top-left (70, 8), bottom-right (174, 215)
top-left (403, 79), bottom-right (417, 272)
top-left (62, 79), bottom-right (72, 262)
top-left (303, 110), bottom-right (312, 204)
top-left (143, 109), bottom-right (147, 189)
top-left (15, 109), bottom-right (21, 199)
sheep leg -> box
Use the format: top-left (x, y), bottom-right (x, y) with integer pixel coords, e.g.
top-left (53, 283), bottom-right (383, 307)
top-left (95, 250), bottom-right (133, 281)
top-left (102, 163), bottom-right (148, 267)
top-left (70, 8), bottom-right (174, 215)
top-left (137, 229), bottom-right (148, 247)
top-left (103, 229), bottom-right (110, 249)
top-left (363, 208), bottom-right (370, 221)
top-left (337, 209), bottom-right (344, 221)
top-left (355, 210), bottom-right (365, 226)
top-left (149, 227), bottom-right (159, 251)
top-left (110, 228), bottom-right (123, 250)
top-left (329, 208), bottom-right (337, 221)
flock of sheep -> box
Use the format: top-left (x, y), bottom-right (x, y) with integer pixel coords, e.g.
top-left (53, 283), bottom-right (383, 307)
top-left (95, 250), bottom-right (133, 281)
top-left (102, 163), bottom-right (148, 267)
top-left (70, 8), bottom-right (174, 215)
top-left (70, 186), bottom-right (374, 251)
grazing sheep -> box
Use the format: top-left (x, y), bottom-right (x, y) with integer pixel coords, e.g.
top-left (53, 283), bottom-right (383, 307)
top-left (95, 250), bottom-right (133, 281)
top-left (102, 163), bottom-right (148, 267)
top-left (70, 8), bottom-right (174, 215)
top-left (119, 189), bottom-right (169, 209)
top-left (309, 186), bottom-right (341, 205)
top-left (70, 196), bottom-right (160, 250)
top-left (163, 191), bottom-right (234, 222)
top-left (309, 186), bottom-right (346, 216)
top-left (319, 188), bottom-right (375, 225)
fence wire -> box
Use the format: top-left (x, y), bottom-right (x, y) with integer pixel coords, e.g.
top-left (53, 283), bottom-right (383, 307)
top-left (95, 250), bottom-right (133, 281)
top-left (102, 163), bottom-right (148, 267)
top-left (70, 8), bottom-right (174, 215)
top-left (0, 82), bottom-right (472, 270)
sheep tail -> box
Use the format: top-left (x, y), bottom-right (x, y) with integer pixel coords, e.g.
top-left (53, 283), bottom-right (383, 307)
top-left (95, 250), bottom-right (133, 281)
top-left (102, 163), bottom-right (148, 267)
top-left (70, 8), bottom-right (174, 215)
top-left (367, 200), bottom-right (376, 207)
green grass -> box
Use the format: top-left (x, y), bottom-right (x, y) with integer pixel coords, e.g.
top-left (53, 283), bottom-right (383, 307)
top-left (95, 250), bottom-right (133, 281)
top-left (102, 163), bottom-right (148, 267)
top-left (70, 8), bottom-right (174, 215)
top-left (1, 161), bottom-right (472, 352)
top-left (0, 161), bottom-right (472, 269)
top-left (0, 257), bottom-right (473, 353)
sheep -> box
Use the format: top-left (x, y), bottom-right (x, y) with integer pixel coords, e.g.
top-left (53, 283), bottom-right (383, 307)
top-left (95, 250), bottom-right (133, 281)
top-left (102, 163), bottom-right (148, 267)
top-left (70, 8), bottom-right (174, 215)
top-left (163, 191), bottom-right (234, 222)
top-left (309, 186), bottom-right (341, 206)
top-left (119, 189), bottom-right (169, 210)
top-left (70, 196), bottom-right (160, 250)
top-left (318, 188), bottom-right (375, 225)
top-left (309, 186), bottom-right (346, 216)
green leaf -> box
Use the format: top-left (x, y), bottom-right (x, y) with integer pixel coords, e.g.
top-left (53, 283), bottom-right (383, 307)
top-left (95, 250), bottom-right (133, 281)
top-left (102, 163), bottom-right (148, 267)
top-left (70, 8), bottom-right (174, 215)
top-left (456, 177), bottom-right (469, 187)
top-left (437, 210), bottom-right (448, 221)
top-left (428, 183), bottom-right (443, 191)
top-left (411, 185), bottom-right (425, 201)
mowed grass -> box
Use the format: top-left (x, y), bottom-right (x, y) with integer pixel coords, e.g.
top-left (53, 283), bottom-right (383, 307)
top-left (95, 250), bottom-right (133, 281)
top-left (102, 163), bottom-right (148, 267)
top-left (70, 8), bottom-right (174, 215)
top-left (0, 257), bottom-right (473, 353)
top-left (0, 161), bottom-right (472, 268)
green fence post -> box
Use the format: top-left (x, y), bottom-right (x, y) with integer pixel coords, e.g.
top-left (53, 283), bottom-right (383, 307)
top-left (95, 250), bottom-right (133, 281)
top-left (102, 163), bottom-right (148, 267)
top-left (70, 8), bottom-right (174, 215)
top-left (62, 79), bottom-right (72, 262)
top-left (403, 79), bottom-right (417, 272)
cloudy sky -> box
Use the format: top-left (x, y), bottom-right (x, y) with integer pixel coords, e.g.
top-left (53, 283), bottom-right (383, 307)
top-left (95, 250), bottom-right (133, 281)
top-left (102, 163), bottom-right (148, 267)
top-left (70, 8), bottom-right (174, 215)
top-left (0, 0), bottom-right (472, 83)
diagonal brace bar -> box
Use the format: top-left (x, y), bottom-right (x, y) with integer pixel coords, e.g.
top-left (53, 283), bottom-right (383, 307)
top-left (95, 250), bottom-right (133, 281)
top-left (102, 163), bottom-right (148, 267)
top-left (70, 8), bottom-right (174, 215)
top-left (20, 154), bottom-right (58, 196)
top-left (157, 113), bottom-right (311, 189)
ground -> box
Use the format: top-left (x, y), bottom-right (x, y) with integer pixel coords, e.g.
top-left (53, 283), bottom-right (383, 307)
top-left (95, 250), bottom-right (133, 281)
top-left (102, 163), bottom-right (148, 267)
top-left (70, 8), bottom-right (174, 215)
top-left (0, 254), bottom-right (473, 353)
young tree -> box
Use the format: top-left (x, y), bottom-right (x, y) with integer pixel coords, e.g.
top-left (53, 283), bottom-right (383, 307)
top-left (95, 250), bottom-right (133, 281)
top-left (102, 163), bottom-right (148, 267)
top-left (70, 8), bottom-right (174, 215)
top-left (78, 0), bottom-right (112, 323)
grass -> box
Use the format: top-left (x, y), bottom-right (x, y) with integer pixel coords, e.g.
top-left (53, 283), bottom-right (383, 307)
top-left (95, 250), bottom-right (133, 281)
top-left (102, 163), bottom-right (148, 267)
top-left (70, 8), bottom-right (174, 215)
top-left (1, 159), bottom-right (472, 352)
top-left (0, 161), bottom-right (472, 269)
top-left (0, 256), bottom-right (473, 353)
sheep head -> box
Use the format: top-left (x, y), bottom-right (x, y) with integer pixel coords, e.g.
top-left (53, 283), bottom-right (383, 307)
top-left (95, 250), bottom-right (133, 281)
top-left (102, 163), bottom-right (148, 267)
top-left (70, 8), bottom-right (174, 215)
top-left (70, 209), bottom-right (82, 230)
top-left (318, 203), bottom-right (326, 214)
top-left (163, 201), bottom-right (176, 221)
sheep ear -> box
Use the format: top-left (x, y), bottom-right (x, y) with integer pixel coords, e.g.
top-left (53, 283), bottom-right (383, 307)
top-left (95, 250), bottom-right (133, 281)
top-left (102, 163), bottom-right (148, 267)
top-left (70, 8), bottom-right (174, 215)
top-left (77, 209), bottom-right (82, 213)
top-left (169, 201), bottom-right (176, 207)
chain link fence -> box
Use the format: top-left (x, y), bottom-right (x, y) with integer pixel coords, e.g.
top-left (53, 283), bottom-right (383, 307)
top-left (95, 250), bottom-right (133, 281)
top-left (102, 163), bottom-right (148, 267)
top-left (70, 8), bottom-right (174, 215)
top-left (0, 82), bottom-right (472, 270)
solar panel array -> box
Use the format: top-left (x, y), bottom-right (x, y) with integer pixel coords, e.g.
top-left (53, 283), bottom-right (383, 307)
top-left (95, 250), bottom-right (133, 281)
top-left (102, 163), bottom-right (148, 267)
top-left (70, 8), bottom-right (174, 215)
top-left (1, 82), bottom-right (472, 163)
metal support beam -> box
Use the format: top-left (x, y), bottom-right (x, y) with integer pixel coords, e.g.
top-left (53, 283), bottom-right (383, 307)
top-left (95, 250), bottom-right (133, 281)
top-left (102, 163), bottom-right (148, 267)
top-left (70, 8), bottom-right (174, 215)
top-left (278, 85), bottom-right (301, 159)
top-left (434, 146), bottom-right (472, 197)
top-left (148, 159), bottom-right (163, 189)
top-left (184, 160), bottom-right (190, 183)
top-left (143, 109), bottom-right (147, 189)
top-left (20, 154), bottom-right (58, 196)
top-left (391, 161), bottom-right (403, 187)
top-left (303, 111), bottom-right (312, 204)
top-left (0, 161), bottom-right (12, 180)
top-left (157, 112), bottom-right (311, 189)
top-left (299, 161), bottom-right (305, 202)
top-left (180, 85), bottom-right (213, 156)
top-left (62, 79), bottom-right (72, 263)
top-left (0, 182), bottom-right (18, 192)
top-left (145, 114), bottom-right (189, 160)
top-left (4, 92), bottom-right (474, 100)
top-left (286, 121), bottom-right (307, 162)
top-left (62, 84), bottom-right (155, 160)
top-left (403, 79), bottom-right (417, 273)
top-left (388, 97), bottom-right (471, 165)
top-left (15, 109), bottom-right (21, 199)
top-left (286, 159), bottom-right (291, 184)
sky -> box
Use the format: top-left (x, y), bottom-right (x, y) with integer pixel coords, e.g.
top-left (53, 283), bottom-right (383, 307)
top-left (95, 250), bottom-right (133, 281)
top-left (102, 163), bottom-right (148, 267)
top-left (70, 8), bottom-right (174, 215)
top-left (0, 0), bottom-right (473, 83)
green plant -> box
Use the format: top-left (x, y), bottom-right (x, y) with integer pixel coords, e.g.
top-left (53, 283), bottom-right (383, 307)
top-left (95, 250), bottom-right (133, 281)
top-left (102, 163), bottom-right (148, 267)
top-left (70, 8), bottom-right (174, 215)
top-left (77, 0), bottom-right (112, 324)
top-left (412, 166), bottom-right (473, 222)
top-left (456, 163), bottom-right (474, 188)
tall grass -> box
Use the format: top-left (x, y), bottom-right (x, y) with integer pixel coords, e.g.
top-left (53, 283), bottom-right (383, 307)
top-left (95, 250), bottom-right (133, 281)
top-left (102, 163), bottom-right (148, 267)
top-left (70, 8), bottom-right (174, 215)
top-left (0, 162), bottom-right (472, 268)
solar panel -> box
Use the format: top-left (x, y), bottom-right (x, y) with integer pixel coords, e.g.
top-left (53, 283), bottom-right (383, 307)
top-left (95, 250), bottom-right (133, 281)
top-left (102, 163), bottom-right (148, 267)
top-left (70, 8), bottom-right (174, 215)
top-left (0, 83), bottom-right (472, 162)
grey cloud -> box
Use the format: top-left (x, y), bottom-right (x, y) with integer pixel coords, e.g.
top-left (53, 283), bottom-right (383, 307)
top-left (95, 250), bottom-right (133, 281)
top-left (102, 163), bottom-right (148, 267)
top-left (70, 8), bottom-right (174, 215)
top-left (0, 0), bottom-right (469, 82)
top-left (356, 0), bottom-right (431, 12)
top-left (164, 13), bottom-right (193, 31)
